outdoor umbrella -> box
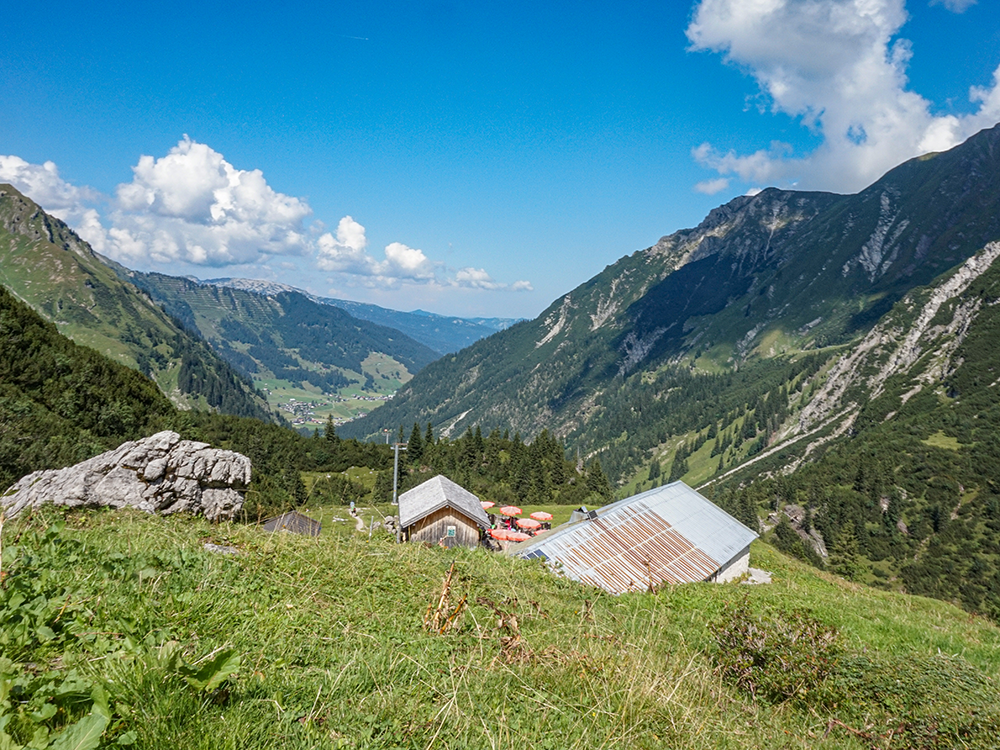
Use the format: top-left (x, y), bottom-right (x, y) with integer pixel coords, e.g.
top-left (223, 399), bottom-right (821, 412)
top-left (481, 501), bottom-right (495, 509)
top-left (499, 505), bottom-right (522, 516)
top-left (489, 529), bottom-right (508, 540)
top-left (516, 518), bottom-right (541, 530)
top-left (506, 531), bottom-right (531, 542)
top-left (529, 511), bottom-right (553, 521)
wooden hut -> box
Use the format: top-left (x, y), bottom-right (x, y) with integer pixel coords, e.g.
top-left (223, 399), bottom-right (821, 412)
top-left (261, 510), bottom-right (322, 537)
top-left (398, 475), bottom-right (490, 549)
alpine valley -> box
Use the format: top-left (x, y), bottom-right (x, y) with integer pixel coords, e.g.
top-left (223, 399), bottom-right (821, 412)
top-left (346, 122), bottom-right (1000, 619)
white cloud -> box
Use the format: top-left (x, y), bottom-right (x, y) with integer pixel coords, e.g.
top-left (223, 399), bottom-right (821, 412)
top-left (687, 0), bottom-right (1000, 193)
top-left (316, 216), bottom-right (374, 274)
top-left (383, 242), bottom-right (436, 280)
top-left (105, 137), bottom-right (312, 266)
top-left (0, 155), bottom-right (100, 224)
top-left (930, 0), bottom-right (976, 12)
top-left (454, 267), bottom-right (502, 290)
top-left (694, 177), bottom-right (731, 195)
top-left (3, 142), bottom-right (531, 296)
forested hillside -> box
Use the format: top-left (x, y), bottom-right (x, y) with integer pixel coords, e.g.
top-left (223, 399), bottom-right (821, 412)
top-left (340, 123), bottom-right (1000, 621)
top-left (0, 185), bottom-right (272, 420)
top-left (104, 266), bottom-right (439, 422)
top-left (345, 123), bottom-right (1000, 455)
top-left (205, 276), bottom-right (511, 355)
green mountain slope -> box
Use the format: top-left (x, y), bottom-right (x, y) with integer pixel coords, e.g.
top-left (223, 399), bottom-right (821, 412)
top-left (0, 282), bottom-right (175, 488)
top-left (106, 267), bottom-right (441, 426)
top-left (341, 123), bottom-right (1000, 618)
top-left (204, 276), bottom-right (519, 355)
top-left (0, 185), bottom-right (272, 421)
top-left (344, 123), bottom-right (1000, 452)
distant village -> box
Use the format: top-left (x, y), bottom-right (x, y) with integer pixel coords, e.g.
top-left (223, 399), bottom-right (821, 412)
top-left (268, 391), bottom-right (394, 426)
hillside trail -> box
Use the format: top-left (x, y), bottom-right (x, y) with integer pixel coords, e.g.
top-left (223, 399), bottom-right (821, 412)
top-left (350, 507), bottom-right (365, 532)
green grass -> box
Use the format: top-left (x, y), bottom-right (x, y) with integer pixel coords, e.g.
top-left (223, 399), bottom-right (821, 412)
top-left (2, 510), bottom-right (999, 749)
top-left (922, 430), bottom-right (962, 451)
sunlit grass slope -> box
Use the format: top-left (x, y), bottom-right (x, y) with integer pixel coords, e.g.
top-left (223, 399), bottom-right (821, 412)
top-left (3, 510), bottom-right (999, 749)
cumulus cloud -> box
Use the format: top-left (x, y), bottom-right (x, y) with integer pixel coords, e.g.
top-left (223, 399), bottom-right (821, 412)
top-left (105, 137), bottom-right (312, 266)
top-left (686, 0), bottom-right (1000, 193)
top-left (316, 216), bottom-right (373, 274)
top-left (3, 142), bottom-right (531, 295)
top-left (0, 155), bottom-right (100, 222)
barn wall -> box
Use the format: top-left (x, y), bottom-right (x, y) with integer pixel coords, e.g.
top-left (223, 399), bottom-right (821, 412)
top-left (710, 545), bottom-right (751, 583)
top-left (407, 507), bottom-right (481, 549)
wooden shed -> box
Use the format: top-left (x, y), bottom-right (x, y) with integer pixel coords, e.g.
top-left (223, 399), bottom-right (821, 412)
top-left (261, 510), bottom-right (322, 537)
top-left (398, 475), bottom-right (490, 549)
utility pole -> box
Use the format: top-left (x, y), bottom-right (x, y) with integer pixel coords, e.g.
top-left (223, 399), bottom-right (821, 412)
top-left (382, 428), bottom-right (391, 445)
top-left (392, 442), bottom-right (408, 505)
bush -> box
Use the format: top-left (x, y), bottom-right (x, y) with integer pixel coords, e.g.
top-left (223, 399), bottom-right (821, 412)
top-left (708, 598), bottom-right (841, 704)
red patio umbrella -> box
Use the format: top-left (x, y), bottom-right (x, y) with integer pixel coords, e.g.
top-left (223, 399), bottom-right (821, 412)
top-left (516, 518), bottom-right (541, 530)
top-left (499, 505), bottom-right (522, 516)
top-left (481, 501), bottom-right (495, 509)
top-left (489, 528), bottom-right (508, 540)
top-left (506, 531), bottom-right (531, 542)
top-left (529, 511), bottom-right (553, 521)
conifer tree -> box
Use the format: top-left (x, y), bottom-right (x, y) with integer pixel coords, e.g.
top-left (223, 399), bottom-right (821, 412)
top-left (830, 521), bottom-right (865, 581)
top-left (408, 422), bottom-right (423, 464)
top-left (585, 459), bottom-right (613, 501)
top-left (324, 415), bottom-right (339, 446)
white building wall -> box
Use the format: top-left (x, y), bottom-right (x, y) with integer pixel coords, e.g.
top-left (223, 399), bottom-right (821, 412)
top-left (711, 544), bottom-right (751, 583)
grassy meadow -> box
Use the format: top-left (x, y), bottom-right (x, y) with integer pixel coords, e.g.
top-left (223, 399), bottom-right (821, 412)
top-left (1, 507), bottom-right (999, 749)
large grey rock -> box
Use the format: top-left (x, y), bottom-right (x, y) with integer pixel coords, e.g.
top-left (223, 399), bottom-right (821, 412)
top-left (1, 431), bottom-right (251, 521)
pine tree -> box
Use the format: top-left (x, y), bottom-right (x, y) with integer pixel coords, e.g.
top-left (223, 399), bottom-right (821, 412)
top-left (324, 415), bottom-right (339, 446)
top-left (408, 422), bottom-right (423, 464)
top-left (585, 459), bottom-right (613, 501)
top-left (668, 456), bottom-right (689, 483)
top-left (830, 521), bottom-right (865, 581)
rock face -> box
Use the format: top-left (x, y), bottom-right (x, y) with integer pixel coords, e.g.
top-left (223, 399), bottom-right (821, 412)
top-left (1, 431), bottom-right (251, 521)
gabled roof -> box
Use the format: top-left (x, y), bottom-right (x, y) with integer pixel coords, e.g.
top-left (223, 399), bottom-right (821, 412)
top-left (512, 481), bottom-right (758, 593)
top-left (261, 510), bottom-right (322, 537)
top-left (398, 475), bottom-right (491, 530)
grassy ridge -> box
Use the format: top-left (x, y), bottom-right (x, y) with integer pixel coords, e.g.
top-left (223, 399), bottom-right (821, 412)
top-left (3, 509), bottom-right (998, 749)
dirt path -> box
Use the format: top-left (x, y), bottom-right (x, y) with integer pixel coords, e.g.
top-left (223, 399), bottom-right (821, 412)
top-left (350, 508), bottom-right (365, 532)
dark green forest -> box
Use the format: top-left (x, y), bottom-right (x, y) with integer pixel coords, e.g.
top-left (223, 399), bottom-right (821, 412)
top-left (0, 282), bottom-right (599, 525)
top-left (365, 420), bottom-right (612, 508)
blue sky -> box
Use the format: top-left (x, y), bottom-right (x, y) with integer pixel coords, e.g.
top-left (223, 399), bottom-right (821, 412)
top-left (2, 0), bottom-right (999, 318)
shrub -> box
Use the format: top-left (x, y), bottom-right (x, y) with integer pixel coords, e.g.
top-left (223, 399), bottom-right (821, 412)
top-left (708, 597), bottom-right (841, 704)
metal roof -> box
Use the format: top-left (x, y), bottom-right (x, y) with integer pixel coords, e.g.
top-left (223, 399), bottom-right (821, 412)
top-left (398, 475), bottom-right (491, 530)
top-left (261, 510), bottom-right (322, 537)
top-left (512, 481), bottom-right (758, 594)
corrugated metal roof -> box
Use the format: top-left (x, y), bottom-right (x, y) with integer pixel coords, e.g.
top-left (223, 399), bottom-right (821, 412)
top-left (512, 481), bottom-right (758, 594)
top-left (261, 510), bottom-right (322, 537)
top-left (398, 475), bottom-right (491, 530)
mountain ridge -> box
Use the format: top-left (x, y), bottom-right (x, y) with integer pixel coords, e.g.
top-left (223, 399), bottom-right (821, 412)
top-left (0, 185), bottom-right (273, 421)
top-left (203, 276), bottom-right (521, 355)
top-left (343, 123), bottom-right (1000, 451)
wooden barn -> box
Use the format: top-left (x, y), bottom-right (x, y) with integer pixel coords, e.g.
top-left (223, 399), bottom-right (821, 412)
top-left (261, 510), bottom-right (322, 537)
top-left (398, 475), bottom-right (490, 549)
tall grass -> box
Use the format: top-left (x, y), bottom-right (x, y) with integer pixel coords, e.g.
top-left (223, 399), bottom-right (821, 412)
top-left (1, 509), bottom-right (998, 748)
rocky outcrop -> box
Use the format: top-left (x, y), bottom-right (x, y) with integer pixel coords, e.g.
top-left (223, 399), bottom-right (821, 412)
top-left (1, 431), bottom-right (250, 521)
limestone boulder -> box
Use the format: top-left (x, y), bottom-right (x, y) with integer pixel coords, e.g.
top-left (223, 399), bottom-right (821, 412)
top-left (2, 431), bottom-right (251, 521)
